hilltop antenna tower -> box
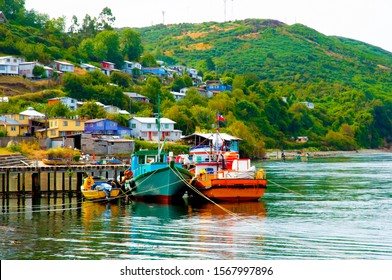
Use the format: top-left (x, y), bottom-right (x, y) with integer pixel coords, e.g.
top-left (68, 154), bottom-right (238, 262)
top-left (223, 0), bottom-right (227, 22)
top-left (231, 0), bottom-right (234, 21)
top-left (162, 11), bottom-right (165, 25)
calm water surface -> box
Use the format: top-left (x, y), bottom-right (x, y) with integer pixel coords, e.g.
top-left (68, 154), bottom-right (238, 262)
top-left (1, 153), bottom-right (391, 260)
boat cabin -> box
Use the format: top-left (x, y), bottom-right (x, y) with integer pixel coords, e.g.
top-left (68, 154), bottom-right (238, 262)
top-left (131, 150), bottom-right (180, 177)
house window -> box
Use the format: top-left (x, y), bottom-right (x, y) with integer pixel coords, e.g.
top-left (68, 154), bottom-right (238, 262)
top-left (165, 124), bottom-right (169, 129)
top-left (19, 115), bottom-right (24, 120)
top-left (147, 124), bottom-right (151, 129)
top-left (11, 126), bottom-right (16, 131)
top-left (63, 121), bottom-right (68, 126)
top-left (131, 124), bottom-right (136, 128)
top-left (76, 121), bottom-right (80, 126)
top-left (50, 130), bottom-right (55, 136)
top-left (0, 65), bottom-right (5, 71)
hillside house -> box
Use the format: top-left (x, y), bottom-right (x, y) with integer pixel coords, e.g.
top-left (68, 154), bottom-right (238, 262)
top-left (81, 63), bottom-right (99, 72)
top-left (19, 62), bottom-right (54, 78)
top-left (5, 110), bottom-right (45, 136)
top-left (81, 134), bottom-right (135, 156)
top-left (124, 92), bottom-right (150, 103)
top-left (103, 105), bottom-right (120, 114)
top-left (19, 62), bottom-right (43, 78)
top-left (301, 102), bottom-right (315, 109)
top-left (171, 91), bottom-right (186, 101)
top-left (129, 117), bottom-right (182, 141)
top-left (101, 61), bottom-right (117, 76)
top-left (48, 97), bottom-right (78, 110)
top-left (296, 136), bottom-right (309, 143)
top-left (141, 67), bottom-right (167, 77)
top-left (0, 56), bottom-right (24, 75)
top-left (0, 97), bottom-right (9, 103)
top-left (36, 117), bottom-right (84, 139)
top-left (51, 60), bottom-right (74, 73)
top-left (19, 107), bottom-right (45, 119)
top-left (83, 118), bottom-right (131, 138)
top-left (0, 11), bottom-right (8, 23)
top-left (0, 116), bottom-right (28, 136)
top-left (205, 80), bottom-right (232, 92)
top-left (123, 61), bottom-right (142, 74)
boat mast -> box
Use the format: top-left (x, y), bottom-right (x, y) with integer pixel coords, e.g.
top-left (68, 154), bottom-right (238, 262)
top-left (157, 92), bottom-right (161, 162)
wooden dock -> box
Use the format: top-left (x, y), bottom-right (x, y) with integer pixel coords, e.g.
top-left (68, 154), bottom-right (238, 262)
top-left (0, 164), bottom-right (126, 197)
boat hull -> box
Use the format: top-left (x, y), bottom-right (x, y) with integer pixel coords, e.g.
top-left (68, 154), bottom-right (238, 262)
top-left (82, 188), bottom-right (120, 201)
top-left (192, 176), bottom-right (267, 202)
top-left (132, 166), bottom-right (192, 202)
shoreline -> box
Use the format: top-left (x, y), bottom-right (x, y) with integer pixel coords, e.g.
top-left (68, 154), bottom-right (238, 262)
top-left (264, 148), bottom-right (391, 160)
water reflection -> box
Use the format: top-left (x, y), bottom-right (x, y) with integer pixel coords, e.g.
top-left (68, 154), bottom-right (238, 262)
top-left (1, 153), bottom-right (392, 259)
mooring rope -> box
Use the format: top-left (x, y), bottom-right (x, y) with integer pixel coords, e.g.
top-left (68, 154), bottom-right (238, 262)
top-left (169, 166), bottom-right (244, 220)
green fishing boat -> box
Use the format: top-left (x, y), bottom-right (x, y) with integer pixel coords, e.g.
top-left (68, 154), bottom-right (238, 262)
top-left (130, 150), bottom-right (192, 202)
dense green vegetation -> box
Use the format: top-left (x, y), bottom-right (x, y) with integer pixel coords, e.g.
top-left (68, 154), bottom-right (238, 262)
top-left (1, 1), bottom-right (391, 156)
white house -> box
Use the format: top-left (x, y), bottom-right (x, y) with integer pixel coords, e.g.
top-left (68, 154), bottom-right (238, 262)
top-left (123, 61), bottom-right (142, 74)
top-left (129, 117), bottom-right (181, 141)
top-left (52, 60), bottom-right (74, 73)
top-left (19, 62), bottom-right (54, 78)
top-left (48, 97), bottom-right (78, 110)
top-left (103, 105), bottom-right (120, 114)
top-left (81, 63), bottom-right (99, 72)
top-left (0, 56), bottom-right (24, 75)
top-left (301, 102), bottom-right (315, 109)
top-left (19, 107), bottom-right (45, 119)
top-left (171, 91), bottom-right (186, 101)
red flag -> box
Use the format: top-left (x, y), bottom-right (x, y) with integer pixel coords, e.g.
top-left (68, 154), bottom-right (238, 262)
top-left (217, 114), bottom-right (225, 121)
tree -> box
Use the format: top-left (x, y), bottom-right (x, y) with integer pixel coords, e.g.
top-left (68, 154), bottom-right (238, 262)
top-left (0, 0), bottom-right (25, 21)
top-left (121, 28), bottom-right (143, 61)
top-left (205, 57), bottom-right (215, 71)
top-left (32, 65), bottom-right (45, 78)
top-left (141, 77), bottom-right (162, 106)
top-left (110, 71), bottom-right (131, 88)
top-left (93, 30), bottom-right (123, 67)
top-left (78, 38), bottom-right (95, 61)
top-left (45, 102), bottom-right (71, 118)
top-left (141, 52), bottom-right (158, 67)
top-left (97, 7), bottom-right (115, 31)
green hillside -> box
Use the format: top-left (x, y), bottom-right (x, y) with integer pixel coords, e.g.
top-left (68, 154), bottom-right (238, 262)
top-left (137, 19), bottom-right (392, 97)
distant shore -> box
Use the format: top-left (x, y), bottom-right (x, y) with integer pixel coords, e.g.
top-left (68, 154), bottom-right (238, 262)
top-left (265, 148), bottom-right (391, 160)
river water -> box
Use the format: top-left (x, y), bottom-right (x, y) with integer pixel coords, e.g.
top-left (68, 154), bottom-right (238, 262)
top-left (1, 152), bottom-right (391, 260)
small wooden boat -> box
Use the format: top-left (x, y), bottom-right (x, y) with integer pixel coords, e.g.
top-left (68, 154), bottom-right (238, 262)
top-left (81, 188), bottom-right (121, 201)
top-left (81, 176), bottom-right (121, 201)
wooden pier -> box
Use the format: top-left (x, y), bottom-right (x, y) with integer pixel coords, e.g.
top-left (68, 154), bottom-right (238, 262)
top-left (0, 164), bottom-right (126, 197)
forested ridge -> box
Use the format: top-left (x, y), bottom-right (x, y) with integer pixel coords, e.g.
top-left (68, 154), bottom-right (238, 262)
top-left (1, 1), bottom-right (391, 156)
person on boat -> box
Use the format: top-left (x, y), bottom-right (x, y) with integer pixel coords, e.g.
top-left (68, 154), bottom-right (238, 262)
top-left (82, 173), bottom-right (95, 191)
top-left (99, 183), bottom-right (112, 199)
top-left (121, 168), bottom-right (133, 184)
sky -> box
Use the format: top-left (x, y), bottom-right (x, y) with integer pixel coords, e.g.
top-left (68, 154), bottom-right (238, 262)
top-left (24, 0), bottom-right (392, 53)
